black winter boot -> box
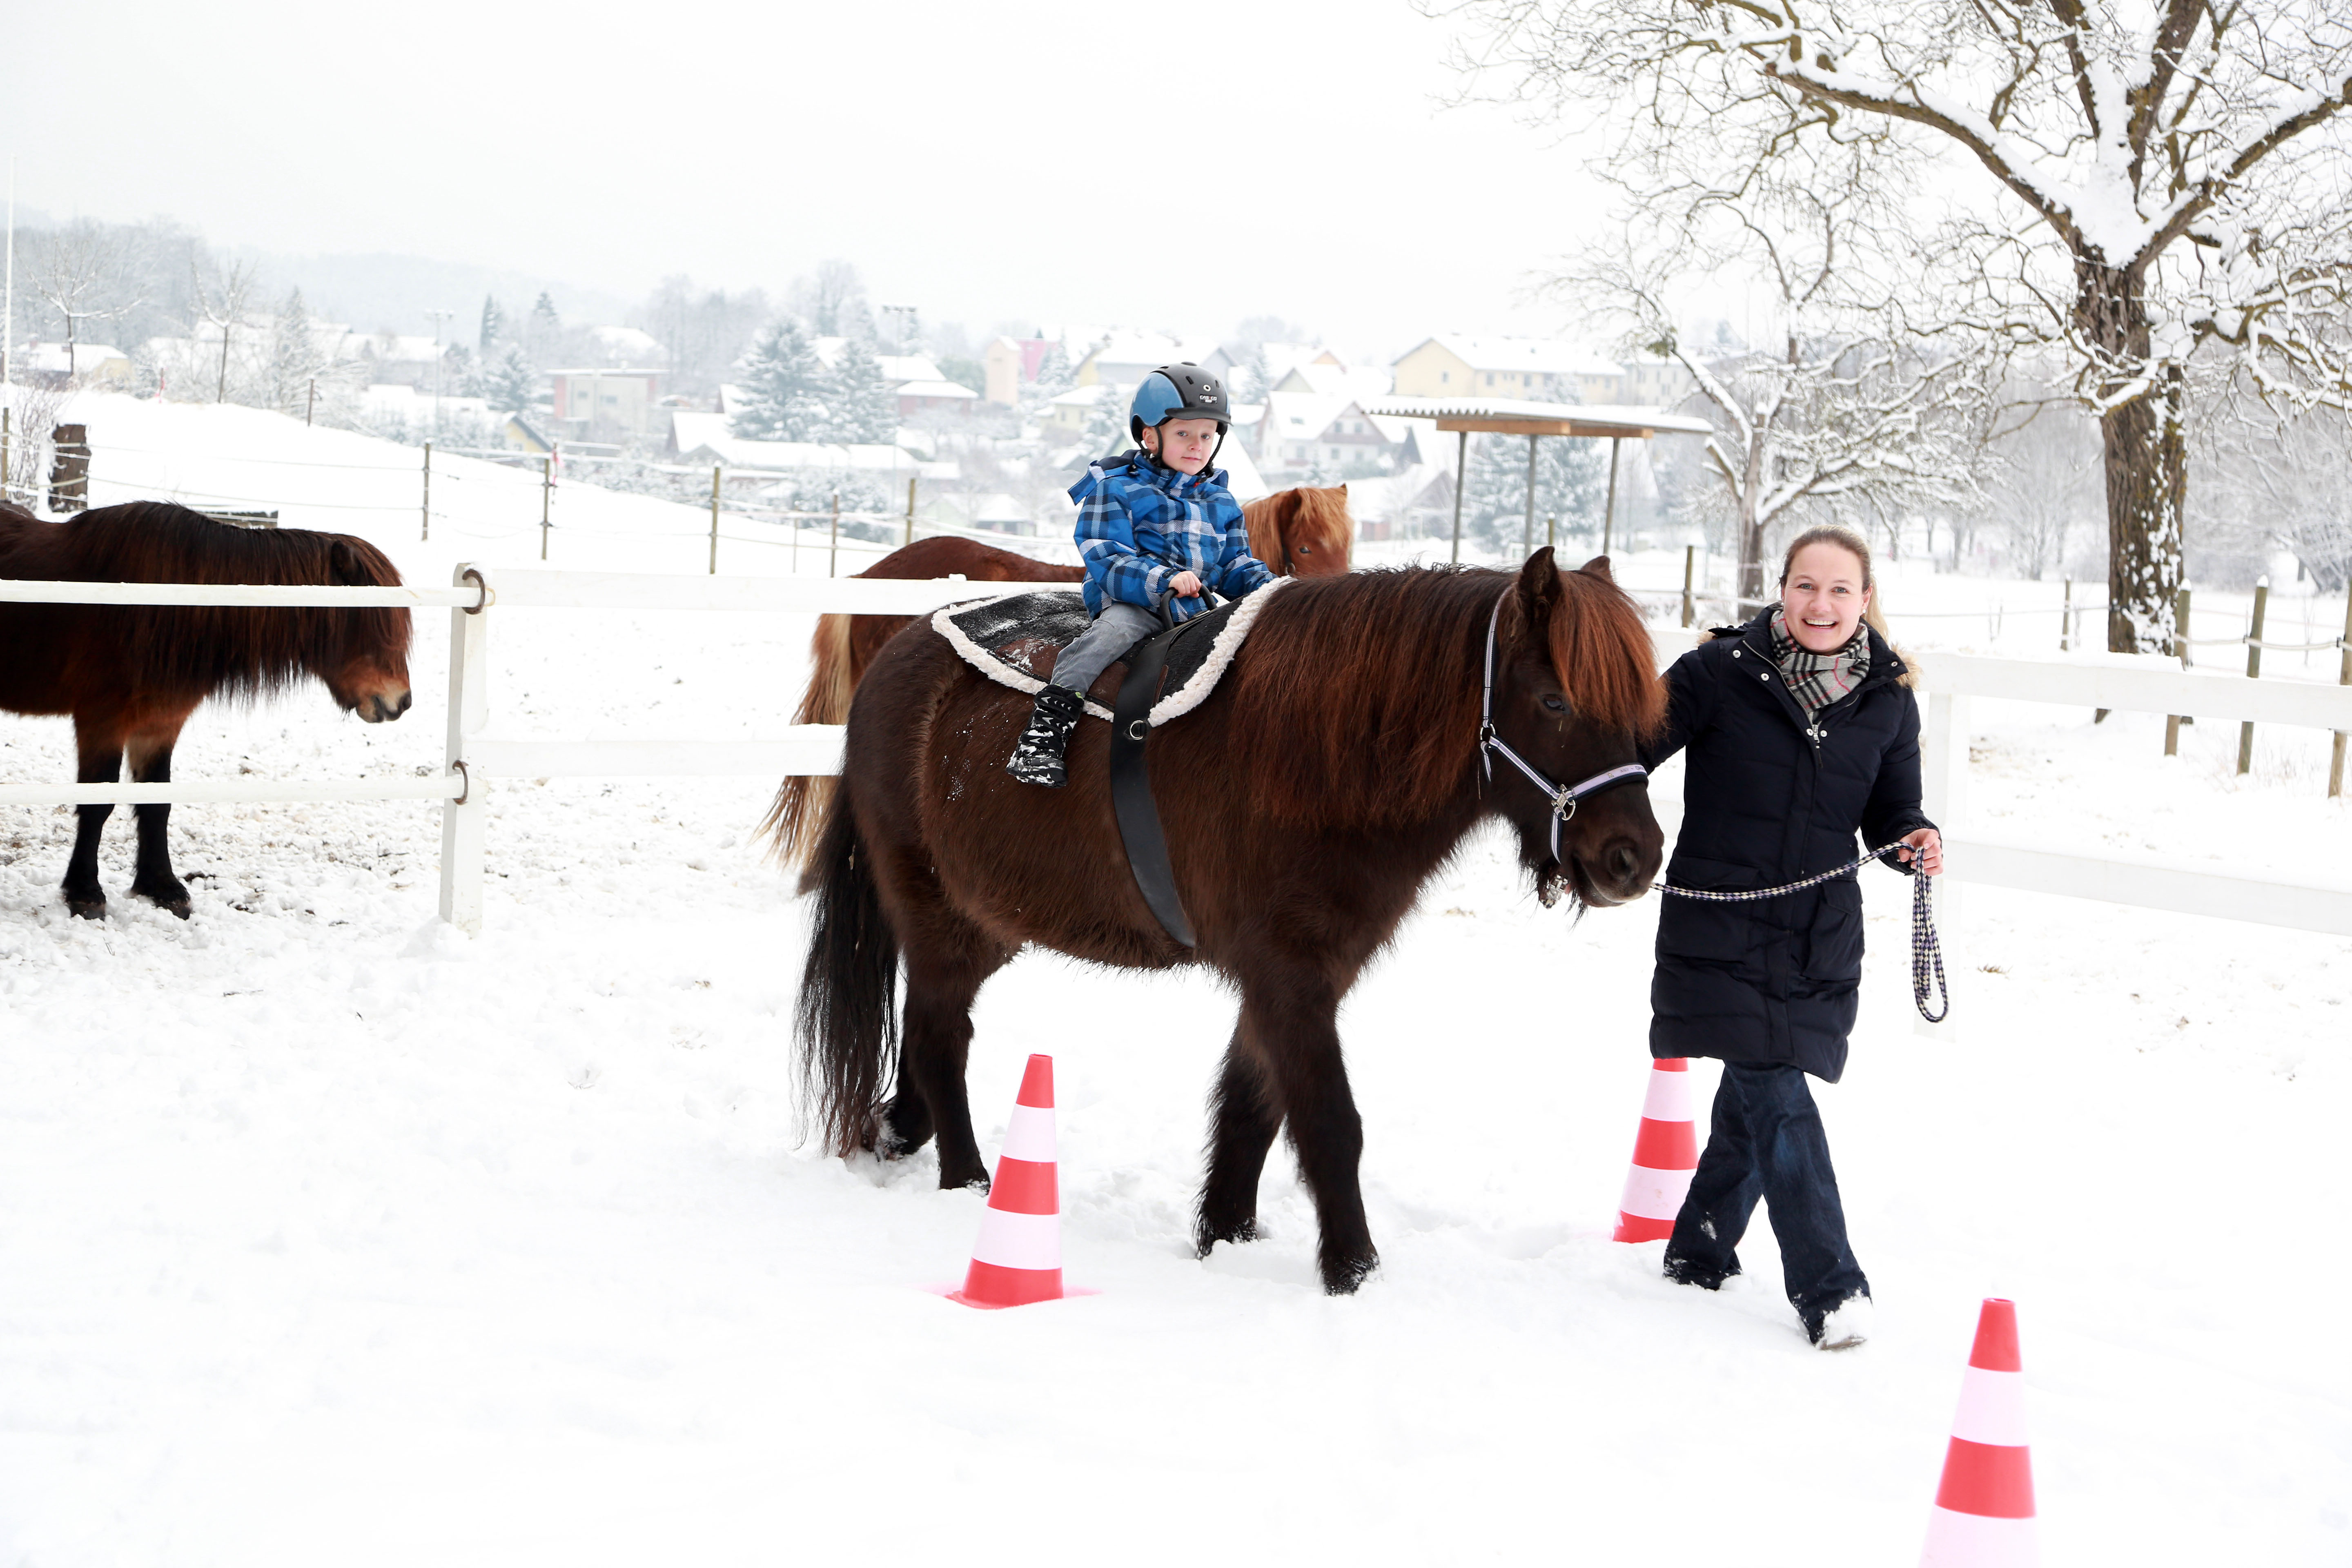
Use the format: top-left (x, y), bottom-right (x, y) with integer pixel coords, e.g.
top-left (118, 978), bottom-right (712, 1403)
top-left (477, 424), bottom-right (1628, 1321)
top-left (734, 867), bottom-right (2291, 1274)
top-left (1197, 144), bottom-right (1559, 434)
top-left (1006, 685), bottom-right (1085, 787)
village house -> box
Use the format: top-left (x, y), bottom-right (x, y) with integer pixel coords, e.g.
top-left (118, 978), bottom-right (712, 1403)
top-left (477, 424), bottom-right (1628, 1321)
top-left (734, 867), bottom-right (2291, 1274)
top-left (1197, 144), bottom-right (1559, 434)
top-left (1390, 335), bottom-right (1626, 405)
top-left (982, 336), bottom-right (1060, 406)
top-left (550, 368), bottom-right (664, 443)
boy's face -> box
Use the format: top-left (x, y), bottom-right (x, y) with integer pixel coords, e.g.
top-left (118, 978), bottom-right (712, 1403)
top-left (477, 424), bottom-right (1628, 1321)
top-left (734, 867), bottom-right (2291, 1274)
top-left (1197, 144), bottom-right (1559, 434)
top-left (1143, 417), bottom-right (1221, 474)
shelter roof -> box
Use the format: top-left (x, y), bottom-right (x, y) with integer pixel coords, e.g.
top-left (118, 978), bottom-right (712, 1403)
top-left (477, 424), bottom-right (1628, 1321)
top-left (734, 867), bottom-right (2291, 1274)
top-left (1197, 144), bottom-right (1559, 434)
top-left (893, 378), bottom-right (980, 401)
top-left (1365, 396), bottom-right (1711, 438)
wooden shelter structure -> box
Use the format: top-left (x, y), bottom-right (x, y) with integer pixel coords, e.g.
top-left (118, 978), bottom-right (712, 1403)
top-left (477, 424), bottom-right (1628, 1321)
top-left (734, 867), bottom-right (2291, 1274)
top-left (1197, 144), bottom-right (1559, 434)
top-left (1366, 397), bottom-right (1712, 563)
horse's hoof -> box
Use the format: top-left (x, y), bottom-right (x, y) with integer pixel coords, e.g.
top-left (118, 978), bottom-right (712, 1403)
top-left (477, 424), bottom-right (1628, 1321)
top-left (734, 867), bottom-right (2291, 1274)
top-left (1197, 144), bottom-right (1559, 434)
top-left (66, 895), bottom-right (106, 921)
top-left (136, 886), bottom-right (192, 920)
top-left (1193, 1218), bottom-right (1260, 1258)
top-left (1320, 1252), bottom-right (1380, 1296)
top-left (938, 1163), bottom-right (991, 1194)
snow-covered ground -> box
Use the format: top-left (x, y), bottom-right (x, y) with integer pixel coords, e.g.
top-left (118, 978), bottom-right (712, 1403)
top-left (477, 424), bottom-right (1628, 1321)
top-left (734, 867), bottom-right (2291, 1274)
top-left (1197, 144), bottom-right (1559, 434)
top-left (1, 397), bottom-right (2347, 1564)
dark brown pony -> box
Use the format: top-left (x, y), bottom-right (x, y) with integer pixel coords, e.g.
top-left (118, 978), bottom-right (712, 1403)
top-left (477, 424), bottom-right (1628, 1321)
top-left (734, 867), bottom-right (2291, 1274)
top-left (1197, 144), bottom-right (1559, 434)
top-left (764, 483), bottom-right (1355, 866)
top-left (796, 548), bottom-right (1664, 1293)
top-left (0, 500), bottom-right (414, 919)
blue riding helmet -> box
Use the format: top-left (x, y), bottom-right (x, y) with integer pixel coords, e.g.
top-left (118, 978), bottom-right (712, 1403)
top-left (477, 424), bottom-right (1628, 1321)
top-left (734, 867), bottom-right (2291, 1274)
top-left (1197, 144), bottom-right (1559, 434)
top-left (1129, 363), bottom-right (1232, 445)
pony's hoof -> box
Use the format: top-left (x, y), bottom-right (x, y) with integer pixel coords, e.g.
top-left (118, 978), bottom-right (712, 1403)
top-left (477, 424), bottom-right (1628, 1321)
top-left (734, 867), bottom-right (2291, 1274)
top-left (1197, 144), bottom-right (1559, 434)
top-left (136, 885), bottom-right (192, 920)
top-left (1320, 1252), bottom-right (1380, 1296)
top-left (937, 1163), bottom-right (991, 1194)
top-left (1193, 1218), bottom-right (1260, 1258)
top-left (66, 895), bottom-right (106, 921)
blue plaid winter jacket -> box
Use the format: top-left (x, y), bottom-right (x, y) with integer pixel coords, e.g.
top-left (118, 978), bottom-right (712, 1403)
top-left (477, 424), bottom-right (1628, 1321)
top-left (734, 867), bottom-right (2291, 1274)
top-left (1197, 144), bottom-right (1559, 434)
top-left (1066, 452), bottom-right (1274, 623)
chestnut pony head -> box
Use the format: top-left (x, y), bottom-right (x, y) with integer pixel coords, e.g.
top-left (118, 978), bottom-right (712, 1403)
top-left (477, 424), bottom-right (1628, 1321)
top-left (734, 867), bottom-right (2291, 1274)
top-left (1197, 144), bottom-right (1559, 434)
top-left (1243, 484), bottom-right (1353, 579)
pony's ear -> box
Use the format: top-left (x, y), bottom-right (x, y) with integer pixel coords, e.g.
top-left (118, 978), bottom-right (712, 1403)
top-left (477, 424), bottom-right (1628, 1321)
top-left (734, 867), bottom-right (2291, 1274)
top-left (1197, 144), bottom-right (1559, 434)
top-left (328, 539), bottom-right (370, 586)
top-left (1516, 545), bottom-right (1561, 630)
top-left (1338, 482), bottom-right (1348, 494)
top-left (1579, 554), bottom-right (1615, 583)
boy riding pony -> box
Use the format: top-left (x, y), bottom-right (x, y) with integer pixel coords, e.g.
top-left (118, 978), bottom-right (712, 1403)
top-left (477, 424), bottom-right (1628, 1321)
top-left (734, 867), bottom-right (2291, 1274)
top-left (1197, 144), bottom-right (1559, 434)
top-left (1005, 362), bottom-right (1275, 787)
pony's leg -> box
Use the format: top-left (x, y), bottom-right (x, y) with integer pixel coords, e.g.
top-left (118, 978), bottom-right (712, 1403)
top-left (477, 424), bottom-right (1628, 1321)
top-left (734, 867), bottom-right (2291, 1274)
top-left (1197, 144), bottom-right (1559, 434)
top-left (1195, 1027), bottom-right (1283, 1254)
top-left (126, 718), bottom-right (193, 918)
top-left (894, 940), bottom-right (1005, 1190)
top-left (63, 724), bottom-right (125, 920)
top-left (1245, 977), bottom-right (1378, 1294)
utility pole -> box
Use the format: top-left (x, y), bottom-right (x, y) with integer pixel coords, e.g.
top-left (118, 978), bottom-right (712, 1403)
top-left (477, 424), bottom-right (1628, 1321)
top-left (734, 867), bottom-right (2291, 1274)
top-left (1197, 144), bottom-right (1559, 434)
top-left (709, 463), bottom-right (721, 575)
top-left (425, 308), bottom-right (455, 441)
top-left (3, 155), bottom-right (14, 392)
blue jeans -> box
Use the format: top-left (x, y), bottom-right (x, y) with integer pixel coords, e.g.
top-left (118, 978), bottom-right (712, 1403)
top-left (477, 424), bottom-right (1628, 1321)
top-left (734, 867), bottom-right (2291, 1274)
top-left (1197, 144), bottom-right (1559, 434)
top-left (1665, 1063), bottom-right (1869, 1327)
top-left (1047, 601), bottom-right (1166, 695)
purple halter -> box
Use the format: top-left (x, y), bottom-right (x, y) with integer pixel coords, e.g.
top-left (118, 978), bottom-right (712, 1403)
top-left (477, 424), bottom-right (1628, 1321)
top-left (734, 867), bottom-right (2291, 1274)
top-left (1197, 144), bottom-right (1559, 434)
top-left (1478, 589), bottom-right (1649, 864)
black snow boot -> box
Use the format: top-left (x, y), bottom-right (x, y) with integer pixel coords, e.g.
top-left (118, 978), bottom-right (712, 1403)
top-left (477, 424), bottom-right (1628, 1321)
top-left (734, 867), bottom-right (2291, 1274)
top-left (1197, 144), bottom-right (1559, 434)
top-left (1006, 685), bottom-right (1085, 787)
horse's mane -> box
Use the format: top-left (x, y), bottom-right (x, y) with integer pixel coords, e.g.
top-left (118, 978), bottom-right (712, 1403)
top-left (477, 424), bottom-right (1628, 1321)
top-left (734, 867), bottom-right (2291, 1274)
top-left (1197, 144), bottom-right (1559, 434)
top-left (1230, 563), bottom-right (1665, 824)
top-left (51, 501), bottom-right (410, 700)
top-left (1243, 484), bottom-right (1353, 568)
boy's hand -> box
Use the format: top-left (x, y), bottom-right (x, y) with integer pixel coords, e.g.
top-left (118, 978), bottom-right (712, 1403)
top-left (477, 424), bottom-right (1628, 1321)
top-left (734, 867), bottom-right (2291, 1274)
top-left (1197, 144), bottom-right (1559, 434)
top-left (1170, 571), bottom-right (1204, 598)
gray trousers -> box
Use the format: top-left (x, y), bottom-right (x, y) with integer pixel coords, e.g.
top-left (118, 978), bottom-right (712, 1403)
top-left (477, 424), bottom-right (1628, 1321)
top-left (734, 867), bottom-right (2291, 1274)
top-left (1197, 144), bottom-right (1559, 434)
top-left (1047, 601), bottom-right (1165, 695)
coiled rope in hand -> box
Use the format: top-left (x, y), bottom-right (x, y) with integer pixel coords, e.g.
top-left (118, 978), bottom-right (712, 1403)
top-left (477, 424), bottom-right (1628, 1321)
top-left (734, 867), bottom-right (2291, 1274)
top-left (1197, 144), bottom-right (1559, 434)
top-left (1656, 844), bottom-right (1949, 1023)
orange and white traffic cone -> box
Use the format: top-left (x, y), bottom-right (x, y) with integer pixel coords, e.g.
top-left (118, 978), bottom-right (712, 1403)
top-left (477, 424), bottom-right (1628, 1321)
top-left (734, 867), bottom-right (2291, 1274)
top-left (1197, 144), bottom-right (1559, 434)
top-left (1612, 1057), bottom-right (1698, 1243)
top-left (947, 1054), bottom-right (1064, 1309)
top-left (1920, 1298), bottom-right (2039, 1566)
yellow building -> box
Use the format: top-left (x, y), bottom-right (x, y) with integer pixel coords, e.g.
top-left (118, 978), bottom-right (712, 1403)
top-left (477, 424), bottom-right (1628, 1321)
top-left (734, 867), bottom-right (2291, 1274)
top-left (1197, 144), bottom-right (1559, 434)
top-left (1391, 336), bottom-right (1624, 405)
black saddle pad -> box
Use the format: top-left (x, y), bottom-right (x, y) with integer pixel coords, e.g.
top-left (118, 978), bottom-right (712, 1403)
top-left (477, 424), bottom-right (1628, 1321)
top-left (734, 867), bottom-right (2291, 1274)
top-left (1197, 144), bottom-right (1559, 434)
top-left (931, 581), bottom-right (1290, 725)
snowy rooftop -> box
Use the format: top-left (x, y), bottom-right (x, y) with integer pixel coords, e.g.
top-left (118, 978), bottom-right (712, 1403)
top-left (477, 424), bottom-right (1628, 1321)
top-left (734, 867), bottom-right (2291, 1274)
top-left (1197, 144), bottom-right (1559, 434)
top-left (893, 378), bottom-right (980, 402)
top-left (1404, 334), bottom-right (1623, 379)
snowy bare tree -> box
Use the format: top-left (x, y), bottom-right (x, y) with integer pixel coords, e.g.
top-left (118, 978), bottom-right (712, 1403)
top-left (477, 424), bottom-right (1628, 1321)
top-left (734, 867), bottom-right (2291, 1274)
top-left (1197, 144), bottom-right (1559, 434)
top-left (22, 219), bottom-right (143, 379)
top-left (1564, 140), bottom-right (1992, 599)
top-left (189, 255), bottom-right (261, 404)
top-left (1440, 0), bottom-right (2352, 651)
top-left (2195, 396), bottom-right (2352, 590)
top-left (1981, 393), bottom-right (2104, 581)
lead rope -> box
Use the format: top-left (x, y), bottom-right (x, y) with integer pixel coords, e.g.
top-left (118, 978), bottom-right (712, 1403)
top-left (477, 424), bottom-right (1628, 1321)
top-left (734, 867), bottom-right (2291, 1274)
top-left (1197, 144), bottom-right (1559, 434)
top-left (1656, 844), bottom-right (1949, 1023)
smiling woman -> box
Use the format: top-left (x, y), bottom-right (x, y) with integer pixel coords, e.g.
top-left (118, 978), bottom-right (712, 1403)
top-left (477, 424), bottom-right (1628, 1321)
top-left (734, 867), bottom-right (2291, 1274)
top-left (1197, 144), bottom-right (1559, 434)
top-left (1637, 522), bottom-right (1940, 1352)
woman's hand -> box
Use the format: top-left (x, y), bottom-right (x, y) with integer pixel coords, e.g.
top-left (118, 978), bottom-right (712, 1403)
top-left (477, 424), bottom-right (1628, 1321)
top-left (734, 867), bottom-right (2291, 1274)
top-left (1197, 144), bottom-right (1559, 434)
top-left (1170, 570), bottom-right (1204, 598)
top-left (1897, 827), bottom-right (1943, 877)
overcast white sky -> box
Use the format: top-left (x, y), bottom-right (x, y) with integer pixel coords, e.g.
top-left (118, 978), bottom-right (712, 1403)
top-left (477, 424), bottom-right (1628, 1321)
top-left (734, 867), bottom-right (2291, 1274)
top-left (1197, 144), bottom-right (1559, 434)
top-left (4, 0), bottom-right (1619, 361)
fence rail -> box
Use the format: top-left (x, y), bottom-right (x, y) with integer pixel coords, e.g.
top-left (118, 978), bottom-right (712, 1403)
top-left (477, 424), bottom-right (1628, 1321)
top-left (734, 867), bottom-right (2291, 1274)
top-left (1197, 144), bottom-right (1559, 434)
top-left (4, 574), bottom-right (2347, 978)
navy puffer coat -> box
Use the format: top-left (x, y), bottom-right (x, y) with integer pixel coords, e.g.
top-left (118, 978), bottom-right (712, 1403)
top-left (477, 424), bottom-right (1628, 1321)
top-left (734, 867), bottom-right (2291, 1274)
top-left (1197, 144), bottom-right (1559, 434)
top-left (1642, 610), bottom-right (1935, 1081)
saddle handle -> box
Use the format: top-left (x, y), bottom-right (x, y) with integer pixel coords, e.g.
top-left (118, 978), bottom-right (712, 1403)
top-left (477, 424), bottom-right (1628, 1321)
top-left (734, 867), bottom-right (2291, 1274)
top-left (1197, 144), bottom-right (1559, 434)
top-left (1154, 586), bottom-right (1223, 629)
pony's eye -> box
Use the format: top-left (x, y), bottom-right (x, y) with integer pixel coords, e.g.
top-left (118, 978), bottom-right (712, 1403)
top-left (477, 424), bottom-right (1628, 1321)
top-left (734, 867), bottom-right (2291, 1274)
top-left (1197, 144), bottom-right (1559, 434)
top-left (1297, 545), bottom-right (1311, 554)
top-left (1541, 695), bottom-right (1567, 713)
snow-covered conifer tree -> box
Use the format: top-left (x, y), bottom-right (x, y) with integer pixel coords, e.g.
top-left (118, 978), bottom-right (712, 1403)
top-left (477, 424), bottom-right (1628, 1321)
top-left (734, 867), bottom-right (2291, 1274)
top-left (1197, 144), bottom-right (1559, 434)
top-left (479, 295), bottom-right (506, 353)
top-left (482, 345), bottom-right (542, 415)
top-left (813, 334), bottom-right (898, 445)
top-left (731, 321), bottom-right (824, 442)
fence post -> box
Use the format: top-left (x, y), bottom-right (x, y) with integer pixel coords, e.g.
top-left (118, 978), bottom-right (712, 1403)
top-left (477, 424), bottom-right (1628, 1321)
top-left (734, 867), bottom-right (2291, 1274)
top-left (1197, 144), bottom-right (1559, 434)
top-left (1602, 436), bottom-right (1621, 557)
top-left (2330, 588), bottom-right (2351, 798)
top-left (306, 379), bottom-right (316, 427)
top-left (708, 464), bottom-right (720, 575)
top-left (2238, 576), bottom-right (2268, 774)
top-left (829, 490), bottom-right (839, 579)
top-left (2165, 585), bottom-right (2191, 755)
top-left (1547, 513), bottom-right (1555, 552)
top-left (906, 477), bottom-right (916, 548)
top-left (2060, 579), bottom-right (2072, 652)
top-left (438, 565), bottom-right (491, 933)
top-left (421, 440), bottom-right (431, 541)
top-left (1916, 687), bottom-right (1968, 1042)
top-left (540, 451), bottom-right (553, 561)
top-left (1682, 544), bottom-right (1695, 629)
top-left (1, 406), bottom-right (9, 501)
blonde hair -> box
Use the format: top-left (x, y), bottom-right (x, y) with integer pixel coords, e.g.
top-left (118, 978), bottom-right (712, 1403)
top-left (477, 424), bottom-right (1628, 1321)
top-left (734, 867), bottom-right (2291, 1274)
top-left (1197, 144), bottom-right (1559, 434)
top-left (1778, 524), bottom-right (1916, 685)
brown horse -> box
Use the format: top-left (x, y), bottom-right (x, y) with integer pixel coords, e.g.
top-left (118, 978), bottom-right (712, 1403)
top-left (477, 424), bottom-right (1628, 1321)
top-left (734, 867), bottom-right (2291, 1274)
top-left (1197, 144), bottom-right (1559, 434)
top-left (796, 548), bottom-right (1665, 1293)
top-left (764, 483), bottom-right (1355, 866)
top-left (0, 500), bottom-right (414, 919)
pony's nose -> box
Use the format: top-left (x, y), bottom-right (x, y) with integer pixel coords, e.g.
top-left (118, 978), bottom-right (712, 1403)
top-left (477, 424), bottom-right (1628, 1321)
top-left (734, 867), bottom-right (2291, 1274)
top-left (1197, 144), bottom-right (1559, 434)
top-left (1608, 840), bottom-right (1642, 887)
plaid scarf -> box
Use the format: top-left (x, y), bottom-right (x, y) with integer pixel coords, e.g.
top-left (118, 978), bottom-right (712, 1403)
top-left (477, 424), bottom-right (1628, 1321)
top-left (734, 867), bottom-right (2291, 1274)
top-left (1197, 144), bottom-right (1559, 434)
top-left (1768, 605), bottom-right (1871, 720)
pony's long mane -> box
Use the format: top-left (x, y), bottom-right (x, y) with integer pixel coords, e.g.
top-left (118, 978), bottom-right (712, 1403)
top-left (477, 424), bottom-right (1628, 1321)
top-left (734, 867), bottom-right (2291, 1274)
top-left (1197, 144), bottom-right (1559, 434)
top-left (40, 501), bottom-right (410, 699)
top-left (1229, 563), bottom-right (1664, 824)
top-left (1243, 484), bottom-right (1353, 568)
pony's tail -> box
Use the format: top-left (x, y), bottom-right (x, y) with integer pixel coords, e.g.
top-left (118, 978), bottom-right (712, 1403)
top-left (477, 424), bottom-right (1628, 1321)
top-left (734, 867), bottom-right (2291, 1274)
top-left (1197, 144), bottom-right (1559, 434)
top-left (794, 777), bottom-right (900, 1158)
top-left (759, 612), bottom-right (858, 868)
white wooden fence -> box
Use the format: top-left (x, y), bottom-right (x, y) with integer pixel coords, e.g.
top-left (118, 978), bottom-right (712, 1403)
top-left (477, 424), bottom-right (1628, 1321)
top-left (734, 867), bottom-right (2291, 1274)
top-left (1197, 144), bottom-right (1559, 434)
top-left (3, 576), bottom-right (2348, 1001)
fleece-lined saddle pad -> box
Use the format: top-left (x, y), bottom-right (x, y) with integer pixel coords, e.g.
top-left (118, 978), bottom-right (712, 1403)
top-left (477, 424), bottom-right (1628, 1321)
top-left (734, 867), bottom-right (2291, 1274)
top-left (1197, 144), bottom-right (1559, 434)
top-left (931, 577), bottom-right (1291, 725)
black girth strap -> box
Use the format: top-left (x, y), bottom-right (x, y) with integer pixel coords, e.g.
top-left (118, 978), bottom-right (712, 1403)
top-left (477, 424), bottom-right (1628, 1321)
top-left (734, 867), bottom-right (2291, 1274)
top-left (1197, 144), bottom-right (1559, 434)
top-left (1109, 619), bottom-right (1199, 949)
